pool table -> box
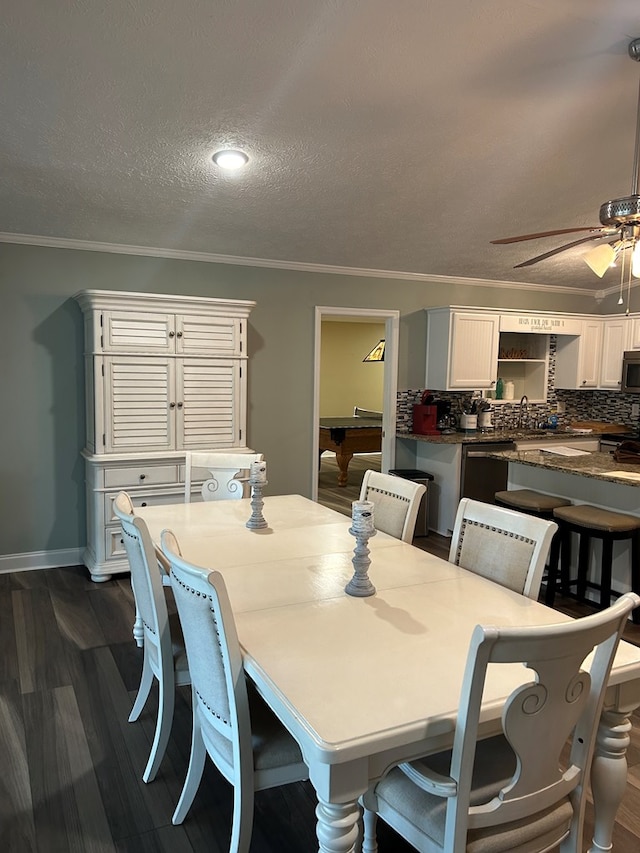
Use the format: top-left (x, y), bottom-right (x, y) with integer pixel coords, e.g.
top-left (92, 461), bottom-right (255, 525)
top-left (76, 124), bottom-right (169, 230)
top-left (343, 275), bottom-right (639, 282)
top-left (319, 416), bottom-right (382, 486)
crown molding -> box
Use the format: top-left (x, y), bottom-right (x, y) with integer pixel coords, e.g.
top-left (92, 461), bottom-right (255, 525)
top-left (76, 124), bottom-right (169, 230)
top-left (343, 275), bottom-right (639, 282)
top-left (0, 231), bottom-right (596, 297)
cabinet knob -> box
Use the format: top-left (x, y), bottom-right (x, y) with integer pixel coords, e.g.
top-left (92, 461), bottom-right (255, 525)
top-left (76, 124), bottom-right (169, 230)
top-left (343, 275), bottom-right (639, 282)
top-left (177, 402), bottom-right (183, 408)
top-left (169, 331), bottom-right (175, 338)
top-left (141, 502), bottom-right (147, 507)
top-left (176, 331), bottom-right (183, 338)
top-left (170, 402), bottom-right (176, 408)
top-left (139, 474), bottom-right (146, 480)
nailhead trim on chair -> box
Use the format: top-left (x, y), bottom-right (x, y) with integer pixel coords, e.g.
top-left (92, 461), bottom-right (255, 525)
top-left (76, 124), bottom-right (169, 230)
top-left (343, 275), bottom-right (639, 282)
top-left (454, 520), bottom-right (535, 564)
top-left (172, 573), bottom-right (232, 728)
top-left (365, 486), bottom-right (410, 505)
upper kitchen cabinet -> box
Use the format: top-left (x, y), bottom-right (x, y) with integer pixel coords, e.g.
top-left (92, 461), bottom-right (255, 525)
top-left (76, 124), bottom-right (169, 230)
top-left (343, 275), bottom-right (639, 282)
top-left (425, 307), bottom-right (561, 399)
top-left (425, 309), bottom-right (500, 391)
top-left (555, 318), bottom-right (602, 389)
top-left (554, 317), bottom-right (629, 390)
top-left (599, 317), bottom-right (630, 389)
top-left (625, 316), bottom-right (640, 350)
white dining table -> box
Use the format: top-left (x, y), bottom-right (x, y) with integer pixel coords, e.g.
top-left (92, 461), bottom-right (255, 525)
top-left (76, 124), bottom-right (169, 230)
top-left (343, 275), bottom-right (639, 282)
top-left (137, 494), bottom-right (640, 853)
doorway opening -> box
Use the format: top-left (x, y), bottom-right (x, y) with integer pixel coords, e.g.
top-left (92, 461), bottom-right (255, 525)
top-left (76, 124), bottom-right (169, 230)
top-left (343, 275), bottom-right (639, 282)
top-left (312, 306), bottom-right (400, 505)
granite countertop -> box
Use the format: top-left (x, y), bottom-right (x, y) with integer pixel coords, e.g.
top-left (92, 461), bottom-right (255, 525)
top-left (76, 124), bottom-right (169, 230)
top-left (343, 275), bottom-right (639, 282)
top-left (484, 449), bottom-right (640, 487)
top-left (398, 429), bottom-right (597, 445)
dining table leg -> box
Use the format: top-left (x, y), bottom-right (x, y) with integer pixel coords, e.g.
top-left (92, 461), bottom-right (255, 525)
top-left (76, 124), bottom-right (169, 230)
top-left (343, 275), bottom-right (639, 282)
top-left (588, 708), bottom-right (633, 853)
top-left (315, 797), bottom-right (360, 853)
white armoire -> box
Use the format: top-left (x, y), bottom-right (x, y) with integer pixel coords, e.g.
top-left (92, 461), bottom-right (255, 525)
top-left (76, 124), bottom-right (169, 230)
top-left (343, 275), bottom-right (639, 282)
top-left (75, 289), bottom-right (255, 581)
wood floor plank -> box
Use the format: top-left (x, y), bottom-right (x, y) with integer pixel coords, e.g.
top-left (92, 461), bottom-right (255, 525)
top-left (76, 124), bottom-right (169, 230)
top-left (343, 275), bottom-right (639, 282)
top-left (87, 584), bottom-right (137, 646)
top-left (73, 645), bottom-right (178, 840)
top-left (13, 586), bottom-right (75, 695)
top-left (0, 574), bottom-right (19, 684)
top-left (23, 684), bottom-right (116, 853)
top-left (49, 584), bottom-right (108, 652)
top-left (54, 684), bottom-right (116, 853)
top-left (0, 679), bottom-right (36, 852)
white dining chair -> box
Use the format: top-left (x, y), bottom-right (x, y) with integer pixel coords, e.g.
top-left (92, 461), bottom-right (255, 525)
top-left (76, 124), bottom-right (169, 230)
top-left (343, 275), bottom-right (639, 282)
top-left (361, 591), bottom-right (640, 853)
top-left (113, 492), bottom-right (190, 783)
top-left (448, 497), bottom-right (557, 600)
top-left (160, 530), bottom-right (308, 850)
top-left (184, 450), bottom-right (264, 502)
top-left (360, 469), bottom-right (426, 543)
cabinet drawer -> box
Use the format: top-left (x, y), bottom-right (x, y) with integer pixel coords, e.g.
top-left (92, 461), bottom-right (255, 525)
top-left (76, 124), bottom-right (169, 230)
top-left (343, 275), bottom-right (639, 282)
top-left (107, 525), bottom-right (127, 560)
top-left (105, 488), bottom-right (185, 524)
top-left (104, 464), bottom-right (179, 488)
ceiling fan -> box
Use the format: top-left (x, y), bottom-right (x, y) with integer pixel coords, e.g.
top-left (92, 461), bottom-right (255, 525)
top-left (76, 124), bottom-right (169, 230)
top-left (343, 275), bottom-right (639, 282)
top-left (491, 38), bottom-right (640, 279)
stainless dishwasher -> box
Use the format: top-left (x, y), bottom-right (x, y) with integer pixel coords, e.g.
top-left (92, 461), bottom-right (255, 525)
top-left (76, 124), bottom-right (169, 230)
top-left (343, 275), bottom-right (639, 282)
top-left (460, 441), bottom-right (517, 503)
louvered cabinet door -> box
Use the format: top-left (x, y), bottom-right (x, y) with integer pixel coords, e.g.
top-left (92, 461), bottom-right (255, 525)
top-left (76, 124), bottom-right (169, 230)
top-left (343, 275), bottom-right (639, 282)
top-left (177, 314), bottom-right (242, 356)
top-left (102, 311), bottom-right (175, 353)
top-left (103, 357), bottom-right (176, 452)
top-left (177, 358), bottom-right (244, 449)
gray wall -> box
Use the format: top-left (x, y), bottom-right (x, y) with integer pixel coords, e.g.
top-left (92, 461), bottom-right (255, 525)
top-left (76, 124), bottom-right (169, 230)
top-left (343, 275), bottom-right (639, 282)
top-left (0, 241), bottom-right (599, 560)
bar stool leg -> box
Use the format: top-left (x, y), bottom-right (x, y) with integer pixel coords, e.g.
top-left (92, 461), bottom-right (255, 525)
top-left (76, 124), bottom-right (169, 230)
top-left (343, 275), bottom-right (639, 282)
top-left (545, 529), bottom-right (564, 606)
top-left (600, 536), bottom-right (613, 612)
top-left (559, 525), bottom-right (572, 596)
top-left (577, 532), bottom-right (590, 602)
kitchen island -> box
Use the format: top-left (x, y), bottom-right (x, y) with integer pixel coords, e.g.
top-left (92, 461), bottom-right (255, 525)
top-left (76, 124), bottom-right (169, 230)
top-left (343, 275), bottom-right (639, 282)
top-left (396, 429), bottom-right (599, 536)
top-left (486, 448), bottom-right (640, 604)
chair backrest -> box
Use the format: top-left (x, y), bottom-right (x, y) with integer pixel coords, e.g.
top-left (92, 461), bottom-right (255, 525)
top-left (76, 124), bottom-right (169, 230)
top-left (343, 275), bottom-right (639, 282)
top-left (184, 450), bottom-right (264, 503)
top-left (448, 497), bottom-right (557, 599)
top-left (359, 470), bottom-right (426, 543)
top-left (433, 592), bottom-right (640, 851)
top-left (160, 529), bottom-right (253, 781)
top-left (113, 491), bottom-right (171, 654)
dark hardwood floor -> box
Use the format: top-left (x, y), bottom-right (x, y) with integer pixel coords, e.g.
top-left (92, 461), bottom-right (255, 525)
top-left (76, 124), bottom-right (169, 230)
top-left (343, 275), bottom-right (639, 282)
top-left (0, 456), bottom-right (638, 851)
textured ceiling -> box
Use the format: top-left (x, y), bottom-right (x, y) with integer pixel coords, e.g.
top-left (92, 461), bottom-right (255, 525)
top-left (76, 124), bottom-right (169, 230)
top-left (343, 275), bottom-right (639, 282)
top-left (2, 0), bottom-right (640, 293)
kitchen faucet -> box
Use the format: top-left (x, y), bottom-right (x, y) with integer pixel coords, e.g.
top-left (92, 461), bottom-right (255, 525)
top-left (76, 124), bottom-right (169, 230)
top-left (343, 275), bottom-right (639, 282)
top-left (518, 395), bottom-right (529, 428)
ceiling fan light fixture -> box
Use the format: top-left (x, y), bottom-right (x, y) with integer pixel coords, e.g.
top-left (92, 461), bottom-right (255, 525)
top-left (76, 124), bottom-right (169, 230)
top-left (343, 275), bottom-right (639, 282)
top-left (212, 149), bottom-right (249, 170)
top-left (583, 243), bottom-right (616, 277)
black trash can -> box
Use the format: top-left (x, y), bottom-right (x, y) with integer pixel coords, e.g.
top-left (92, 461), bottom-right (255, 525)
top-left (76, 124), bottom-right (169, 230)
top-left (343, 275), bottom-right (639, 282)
top-left (389, 469), bottom-right (434, 538)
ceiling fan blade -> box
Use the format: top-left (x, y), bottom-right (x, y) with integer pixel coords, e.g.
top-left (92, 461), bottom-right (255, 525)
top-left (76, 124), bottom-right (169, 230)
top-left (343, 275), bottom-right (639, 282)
top-left (513, 234), bottom-right (610, 268)
top-left (491, 227), bottom-right (603, 245)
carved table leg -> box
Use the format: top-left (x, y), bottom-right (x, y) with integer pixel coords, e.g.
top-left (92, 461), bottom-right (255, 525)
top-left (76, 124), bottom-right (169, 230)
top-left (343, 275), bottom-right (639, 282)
top-left (316, 798), bottom-right (360, 853)
top-left (335, 451), bottom-right (354, 487)
top-left (587, 709), bottom-right (632, 853)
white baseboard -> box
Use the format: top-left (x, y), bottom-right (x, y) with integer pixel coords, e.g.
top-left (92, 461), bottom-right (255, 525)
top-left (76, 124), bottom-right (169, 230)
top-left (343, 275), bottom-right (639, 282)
top-left (0, 548), bottom-right (85, 573)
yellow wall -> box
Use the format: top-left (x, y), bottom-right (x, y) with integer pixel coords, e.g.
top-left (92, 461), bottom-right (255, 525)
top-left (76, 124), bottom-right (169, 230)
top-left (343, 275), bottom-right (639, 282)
top-left (320, 321), bottom-right (385, 416)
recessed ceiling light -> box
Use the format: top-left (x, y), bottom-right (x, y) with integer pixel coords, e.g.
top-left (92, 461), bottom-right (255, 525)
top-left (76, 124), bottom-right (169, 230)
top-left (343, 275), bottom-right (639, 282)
top-left (212, 149), bottom-right (249, 170)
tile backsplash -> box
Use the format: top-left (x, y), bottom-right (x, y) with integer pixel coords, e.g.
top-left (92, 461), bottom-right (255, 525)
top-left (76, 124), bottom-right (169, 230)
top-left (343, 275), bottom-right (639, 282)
top-left (398, 336), bottom-right (640, 433)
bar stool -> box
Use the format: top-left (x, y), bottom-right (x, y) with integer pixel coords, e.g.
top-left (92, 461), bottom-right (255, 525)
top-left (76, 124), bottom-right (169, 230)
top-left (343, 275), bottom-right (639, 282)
top-left (495, 490), bottom-right (570, 605)
top-left (550, 504), bottom-right (640, 624)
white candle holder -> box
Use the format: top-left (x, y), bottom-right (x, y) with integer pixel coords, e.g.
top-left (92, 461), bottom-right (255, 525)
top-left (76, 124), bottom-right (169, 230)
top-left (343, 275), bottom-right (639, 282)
top-left (246, 475), bottom-right (268, 529)
top-left (345, 525), bottom-right (377, 597)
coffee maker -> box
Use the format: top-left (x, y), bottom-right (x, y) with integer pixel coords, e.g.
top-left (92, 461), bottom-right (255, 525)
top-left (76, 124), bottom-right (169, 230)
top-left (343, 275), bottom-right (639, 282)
top-left (436, 400), bottom-right (454, 432)
top-left (412, 403), bottom-right (439, 435)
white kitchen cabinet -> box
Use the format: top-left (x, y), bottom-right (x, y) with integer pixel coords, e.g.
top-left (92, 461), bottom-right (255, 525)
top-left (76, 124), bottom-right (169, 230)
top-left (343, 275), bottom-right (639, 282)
top-left (426, 309), bottom-right (500, 390)
top-left (554, 319), bottom-right (603, 389)
top-left (75, 290), bottom-right (255, 581)
top-left (598, 317), bottom-right (630, 389)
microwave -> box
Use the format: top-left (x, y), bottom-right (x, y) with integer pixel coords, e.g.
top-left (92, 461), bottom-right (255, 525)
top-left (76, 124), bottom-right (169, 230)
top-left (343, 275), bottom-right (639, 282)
top-left (622, 351), bottom-right (640, 393)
